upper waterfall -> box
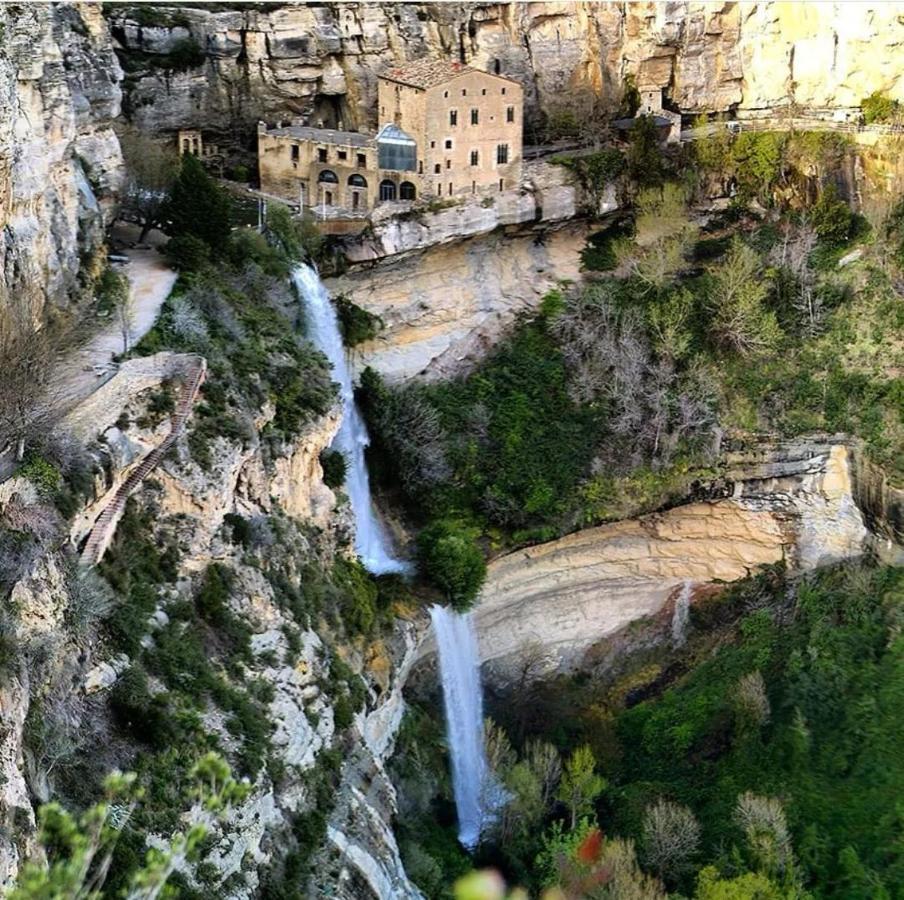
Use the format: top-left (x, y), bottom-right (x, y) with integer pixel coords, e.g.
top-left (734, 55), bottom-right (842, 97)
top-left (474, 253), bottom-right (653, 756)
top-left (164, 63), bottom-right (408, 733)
top-left (292, 263), bottom-right (407, 575)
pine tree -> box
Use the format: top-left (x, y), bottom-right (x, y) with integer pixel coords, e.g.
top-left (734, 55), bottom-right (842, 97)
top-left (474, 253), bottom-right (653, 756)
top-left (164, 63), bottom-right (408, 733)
top-left (163, 154), bottom-right (231, 254)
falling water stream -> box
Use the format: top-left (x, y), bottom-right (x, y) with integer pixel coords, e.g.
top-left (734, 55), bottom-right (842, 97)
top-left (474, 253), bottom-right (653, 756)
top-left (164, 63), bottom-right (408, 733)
top-left (292, 264), bottom-right (407, 575)
top-left (429, 605), bottom-right (493, 849)
top-left (672, 580), bottom-right (693, 647)
top-left (293, 263), bottom-right (491, 849)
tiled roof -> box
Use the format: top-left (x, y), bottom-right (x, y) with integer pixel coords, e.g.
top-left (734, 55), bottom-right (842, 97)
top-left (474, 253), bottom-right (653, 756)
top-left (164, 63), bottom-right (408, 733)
top-left (269, 125), bottom-right (374, 148)
top-left (380, 59), bottom-right (476, 90)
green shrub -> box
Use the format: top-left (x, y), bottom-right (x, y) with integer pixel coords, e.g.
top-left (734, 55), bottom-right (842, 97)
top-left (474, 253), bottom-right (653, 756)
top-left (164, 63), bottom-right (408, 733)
top-left (319, 449), bottom-right (347, 489)
top-left (19, 454), bottom-right (61, 496)
top-left (417, 520), bottom-right (486, 611)
top-left (335, 295), bottom-right (383, 346)
top-left (862, 91), bottom-right (899, 124)
top-left (163, 234), bottom-right (211, 273)
top-left (810, 184), bottom-right (853, 246)
top-left (162, 155), bottom-right (231, 254)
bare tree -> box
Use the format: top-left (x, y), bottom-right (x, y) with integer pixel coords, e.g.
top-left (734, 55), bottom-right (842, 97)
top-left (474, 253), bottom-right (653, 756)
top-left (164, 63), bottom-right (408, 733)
top-left (641, 799), bottom-right (701, 881)
top-left (0, 309), bottom-right (65, 461)
top-left (734, 792), bottom-right (795, 879)
top-left (734, 670), bottom-right (771, 730)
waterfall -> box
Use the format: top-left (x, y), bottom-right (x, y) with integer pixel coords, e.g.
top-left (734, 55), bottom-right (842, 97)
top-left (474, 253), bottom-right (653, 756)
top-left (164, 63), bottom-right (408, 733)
top-left (671, 580), bottom-right (693, 647)
top-left (292, 264), bottom-right (407, 575)
top-left (430, 605), bottom-right (493, 850)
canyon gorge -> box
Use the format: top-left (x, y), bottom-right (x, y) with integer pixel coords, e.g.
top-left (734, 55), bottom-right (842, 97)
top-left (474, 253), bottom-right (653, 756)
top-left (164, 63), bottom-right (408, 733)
top-left (2, 3), bottom-right (904, 900)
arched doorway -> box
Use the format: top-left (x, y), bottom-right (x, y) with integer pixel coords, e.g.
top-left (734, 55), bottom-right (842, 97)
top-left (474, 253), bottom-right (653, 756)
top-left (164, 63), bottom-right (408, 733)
top-left (379, 179), bottom-right (397, 202)
top-left (399, 181), bottom-right (417, 201)
top-left (348, 174), bottom-right (368, 210)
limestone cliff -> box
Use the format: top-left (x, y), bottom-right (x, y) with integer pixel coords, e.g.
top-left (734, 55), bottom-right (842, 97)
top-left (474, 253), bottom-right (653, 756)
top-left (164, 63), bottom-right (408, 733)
top-left (416, 438), bottom-right (872, 685)
top-left (0, 3), bottom-right (123, 326)
top-left (108, 2), bottom-right (904, 146)
top-left (0, 355), bottom-right (421, 899)
top-left (328, 221), bottom-right (590, 382)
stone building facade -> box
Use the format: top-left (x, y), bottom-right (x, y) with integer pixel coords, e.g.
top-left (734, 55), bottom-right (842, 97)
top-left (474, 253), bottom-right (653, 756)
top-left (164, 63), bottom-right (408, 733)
top-left (257, 60), bottom-right (523, 212)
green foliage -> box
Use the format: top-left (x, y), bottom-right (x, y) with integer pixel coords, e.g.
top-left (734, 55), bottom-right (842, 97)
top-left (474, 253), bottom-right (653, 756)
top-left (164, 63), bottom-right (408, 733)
top-left (730, 132), bottom-right (786, 204)
top-left (267, 204), bottom-right (324, 264)
top-left (336, 294), bottom-right (383, 346)
top-left (163, 154), bottom-right (231, 255)
top-left (417, 520), bottom-right (487, 611)
top-left (694, 866), bottom-right (792, 900)
top-left (626, 115), bottom-right (665, 186)
top-left (810, 184), bottom-right (853, 246)
top-left (163, 233), bottom-right (211, 273)
top-left (331, 556), bottom-right (380, 635)
top-left (556, 745), bottom-right (606, 829)
top-left (10, 753), bottom-right (246, 900)
top-left (551, 149), bottom-right (625, 212)
top-left (319, 448), bottom-right (347, 489)
top-left (861, 91), bottom-right (899, 125)
top-left (19, 454), bottom-right (61, 496)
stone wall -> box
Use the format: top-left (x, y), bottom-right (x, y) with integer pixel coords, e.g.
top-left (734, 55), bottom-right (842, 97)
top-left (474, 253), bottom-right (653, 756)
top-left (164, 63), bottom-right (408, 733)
top-left (0, 4), bottom-right (123, 326)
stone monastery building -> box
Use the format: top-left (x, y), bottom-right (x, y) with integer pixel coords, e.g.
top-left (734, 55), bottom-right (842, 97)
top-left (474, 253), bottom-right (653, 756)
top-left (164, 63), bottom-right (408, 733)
top-left (257, 60), bottom-right (523, 212)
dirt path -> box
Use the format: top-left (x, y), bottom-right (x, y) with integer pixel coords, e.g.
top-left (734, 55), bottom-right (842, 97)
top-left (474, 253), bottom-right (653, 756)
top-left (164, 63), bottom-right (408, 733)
top-left (50, 224), bottom-right (178, 417)
top-left (0, 225), bottom-right (177, 480)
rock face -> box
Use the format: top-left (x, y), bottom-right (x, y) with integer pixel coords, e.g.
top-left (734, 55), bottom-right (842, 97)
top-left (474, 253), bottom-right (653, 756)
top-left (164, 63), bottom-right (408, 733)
top-left (436, 439), bottom-right (870, 682)
top-left (108, 2), bottom-right (904, 145)
top-left (327, 221), bottom-right (589, 382)
top-left (0, 4), bottom-right (123, 326)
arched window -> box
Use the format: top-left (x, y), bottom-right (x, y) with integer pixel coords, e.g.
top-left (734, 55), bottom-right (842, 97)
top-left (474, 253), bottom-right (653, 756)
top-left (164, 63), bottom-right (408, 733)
top-left (318, 170), bottom-right (339, 184)
top-left (379, 179), bottom-right (397, 201)
top-left (348, 174), bottom-right (368, 188)
top-left (399, 181), bottom-right (416, 201)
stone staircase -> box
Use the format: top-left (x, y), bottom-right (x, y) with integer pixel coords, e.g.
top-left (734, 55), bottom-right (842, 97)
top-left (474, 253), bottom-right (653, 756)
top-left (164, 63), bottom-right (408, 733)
top-left (80, 357), bottom-right (206, 566)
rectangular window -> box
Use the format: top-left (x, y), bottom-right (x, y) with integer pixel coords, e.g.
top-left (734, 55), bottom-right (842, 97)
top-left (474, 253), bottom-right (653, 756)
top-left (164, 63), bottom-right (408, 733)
top-left (448, 182), bottom-right (453, 194)
top-left (434, 163), bottom-right (441, 174)
top-left (450, 109), bottom-right (458, 126)
top-left (506, 106), bottom-right (515, 123)
top-left (318, 147), bottom-right (327, 163)
top-left (443, 90), bottom-right (449, 98)
top-left (291, 144), bottom-right (300, 161)
top-left (461, 88), bottom-right (467, 96)
top-left (357, 153), bottom-right (366, 167)
top-left (445, 139), bottom-right (453, 150)
top-left (496, 143), bottom-right (509, 164)
top-left (325, 190), bottom-right (333, 206)
top-left (338, 149), bottom-right (347, 161)
top-left (481, 88), bottom-right (487, 95)
top-left (352, 192), bottom-right (359, 209)
top-left (499, 179), bottom-right (503, 191)
top-left (470, 150), bottom-right (479, 166)
top-left (472, 180), bottom-right (476, 193)
top-left (430, 140), bottom-right (436, 149)
top-left (471, 108), bottom-right (479, 125)
top-left (446, 159), bottom-right (451, 169)
top-left (501, 87), bottom-right (506, 95)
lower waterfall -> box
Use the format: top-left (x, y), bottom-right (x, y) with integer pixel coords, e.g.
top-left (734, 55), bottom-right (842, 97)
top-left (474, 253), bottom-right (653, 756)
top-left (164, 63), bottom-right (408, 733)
top-left (292, 263), bottom-right (407, 575)
top-left (430, 604), bottom-right (493, 850)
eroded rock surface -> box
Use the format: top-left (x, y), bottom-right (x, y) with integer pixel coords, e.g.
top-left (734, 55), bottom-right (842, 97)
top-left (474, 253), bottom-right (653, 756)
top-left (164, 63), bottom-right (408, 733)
top-left (452, 440), bottom-right (869, 681)
top-left (0, 4), bottom-right (123, 325)
top-left (328, 222), bottom-right (588, 382)
top-left (107, 3), bottom-right (904, 144)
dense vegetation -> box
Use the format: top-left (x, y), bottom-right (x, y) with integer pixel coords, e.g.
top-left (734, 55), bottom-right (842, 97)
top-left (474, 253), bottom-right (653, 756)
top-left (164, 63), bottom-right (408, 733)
top-left (398, 562), bottom-right (904, 899)
top-left (364, 132), bottom-right (904, 610)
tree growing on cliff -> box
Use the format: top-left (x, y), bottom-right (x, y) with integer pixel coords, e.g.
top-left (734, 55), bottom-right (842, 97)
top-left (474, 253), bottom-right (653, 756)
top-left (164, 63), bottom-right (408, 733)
top-left (556, 745), bottom-right (606, 829)
top-left (162, 154), bottom-right (232, 254)
top-left (117, 125), bottom-right (179, 242)
top-left (417, 520), bottom-right (486, 611)
top-left (707, 237), bottom-right (781, 355)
